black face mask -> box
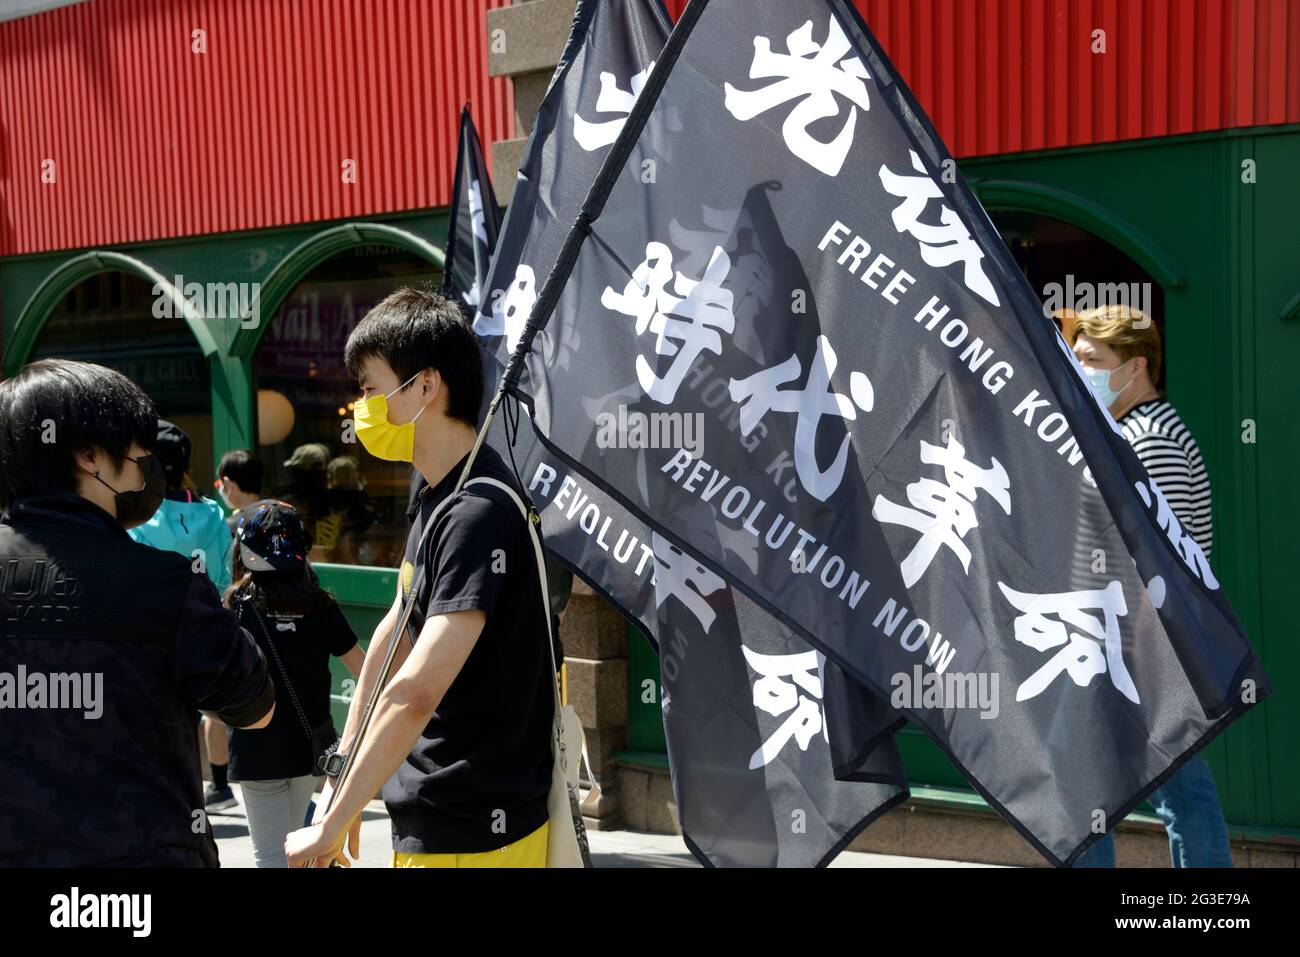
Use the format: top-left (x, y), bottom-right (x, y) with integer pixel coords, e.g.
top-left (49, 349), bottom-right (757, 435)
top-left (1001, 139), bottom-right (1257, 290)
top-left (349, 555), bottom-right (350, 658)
top-left (92, 453), bottom-right (166, 529)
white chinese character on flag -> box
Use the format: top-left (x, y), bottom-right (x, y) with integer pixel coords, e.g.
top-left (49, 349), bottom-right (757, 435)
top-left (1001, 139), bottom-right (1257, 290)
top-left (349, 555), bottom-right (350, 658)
top-left (650, 533), bottom-right (725, 634)
top-left (574, 64), bottom-right (656, 152)
top-left (724, 17), bottom-right (870, 176)
top-left (475, 263), bottom-right (538, 354)
top-left (1136, 479), bottom-right (1220, 590)
top-left (601, 241), bottom-right (735, 404)
top-left (743, 647), bottom-right (828, 769)
top-left (729, 335), bottom-right (873, 502)
top-left (879, 150), bottom-right (1000, 306)
top-left (872, 435), bottom-right (1011, 587)
top-left (998, 580), bottom-right (1140, 704)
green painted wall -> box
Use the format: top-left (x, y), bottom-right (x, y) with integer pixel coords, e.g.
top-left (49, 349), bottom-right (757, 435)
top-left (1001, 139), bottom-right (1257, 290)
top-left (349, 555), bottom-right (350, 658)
top-left (315, 563), bottom-right (398, 729)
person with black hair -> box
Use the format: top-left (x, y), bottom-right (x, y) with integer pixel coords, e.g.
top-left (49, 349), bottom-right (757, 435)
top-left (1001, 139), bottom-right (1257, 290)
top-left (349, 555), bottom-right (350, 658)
top-left (217, 448), bottom-right (266, 534)
top-left (131, 422), bottom-right (242, 810)
top-left (129, 419), bottom-right (235, 593)
top-left (285, 287), bottom-right (554, 868)
top-left (0, 359), bottom-right (275, 867)
top-left (224, 501), bottom-right (365, 868)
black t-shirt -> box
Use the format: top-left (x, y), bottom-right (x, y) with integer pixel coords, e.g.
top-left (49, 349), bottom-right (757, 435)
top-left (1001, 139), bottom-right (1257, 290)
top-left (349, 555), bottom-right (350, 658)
top-left (382, 445), bottom-right (554, 854)
top-left (227, 598), bottom-right (358, 781)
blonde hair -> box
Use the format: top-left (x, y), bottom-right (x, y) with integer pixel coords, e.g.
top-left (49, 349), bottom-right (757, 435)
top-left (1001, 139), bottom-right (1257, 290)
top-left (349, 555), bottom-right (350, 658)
top-left (1069, 304), bottom-right (1162, 384)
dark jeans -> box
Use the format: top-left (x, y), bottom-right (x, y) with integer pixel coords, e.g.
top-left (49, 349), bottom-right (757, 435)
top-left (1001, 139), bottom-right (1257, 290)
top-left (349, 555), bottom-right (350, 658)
top-left (1075, 755), bottom-right (1232, 867)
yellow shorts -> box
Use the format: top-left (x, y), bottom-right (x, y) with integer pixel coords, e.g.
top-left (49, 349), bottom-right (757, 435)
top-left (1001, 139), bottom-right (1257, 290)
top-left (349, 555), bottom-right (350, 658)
top-left (392, 821), bottom-right (549, 868)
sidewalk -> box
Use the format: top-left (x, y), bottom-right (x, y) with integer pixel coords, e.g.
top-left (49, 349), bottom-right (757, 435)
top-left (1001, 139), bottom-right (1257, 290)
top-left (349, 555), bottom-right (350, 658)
top-left (212, 784), bottom-right (1001, 868)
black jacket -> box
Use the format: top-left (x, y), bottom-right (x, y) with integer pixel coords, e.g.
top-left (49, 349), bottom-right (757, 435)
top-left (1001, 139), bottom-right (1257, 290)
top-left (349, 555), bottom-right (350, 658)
top-left (0, 493), bottom-right (275, 867)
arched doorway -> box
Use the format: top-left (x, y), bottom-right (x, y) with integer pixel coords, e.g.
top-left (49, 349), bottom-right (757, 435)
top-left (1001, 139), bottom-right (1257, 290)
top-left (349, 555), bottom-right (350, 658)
top-left (988, 210), bottom-right (1169, 390)
top-left (28, 268), bottom-right (215, 482)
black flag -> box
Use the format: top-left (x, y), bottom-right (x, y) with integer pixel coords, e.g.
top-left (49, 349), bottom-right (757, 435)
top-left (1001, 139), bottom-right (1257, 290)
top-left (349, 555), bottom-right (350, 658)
top-left (444, 105), bottom-right (502, 311)
top-left (499, 0), bottom-right (1272, 866)
top-left (476, 0), bottom-right (907, 867)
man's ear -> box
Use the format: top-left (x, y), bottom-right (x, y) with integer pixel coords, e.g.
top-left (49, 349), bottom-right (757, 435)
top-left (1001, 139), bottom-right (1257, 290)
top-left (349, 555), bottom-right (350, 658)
top-left (422, 369), bottom-right (443, 405)
top-left (73, 446), bottom-right (101, 477)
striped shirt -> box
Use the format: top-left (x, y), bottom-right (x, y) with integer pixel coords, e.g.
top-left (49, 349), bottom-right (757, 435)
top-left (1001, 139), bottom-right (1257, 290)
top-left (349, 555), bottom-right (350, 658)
top-left (1119, 398), bottom-right (1213, 558)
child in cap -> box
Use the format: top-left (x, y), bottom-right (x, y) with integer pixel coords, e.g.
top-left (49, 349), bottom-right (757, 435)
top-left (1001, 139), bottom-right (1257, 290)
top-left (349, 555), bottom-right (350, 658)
top-left (224, 501), bottom-right (366, 868)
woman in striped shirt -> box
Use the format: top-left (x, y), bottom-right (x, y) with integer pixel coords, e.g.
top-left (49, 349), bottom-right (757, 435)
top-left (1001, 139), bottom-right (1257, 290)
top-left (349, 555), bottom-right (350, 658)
top-left (1069, 304), bottom-right (1232, 868)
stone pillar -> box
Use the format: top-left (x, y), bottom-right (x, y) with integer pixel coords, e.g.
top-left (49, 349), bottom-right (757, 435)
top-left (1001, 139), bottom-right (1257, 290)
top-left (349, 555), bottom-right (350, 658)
top-left (561, 579), bottom-right (628, 828)
top-left (486, 0), bottom-right (630, 830)
top-left (486, 0), bottom-right (579, 203)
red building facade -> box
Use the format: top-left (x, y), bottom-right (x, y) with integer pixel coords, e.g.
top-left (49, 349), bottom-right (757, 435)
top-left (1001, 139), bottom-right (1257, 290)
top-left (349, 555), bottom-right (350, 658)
top-left (3, 0), bottom-right (1295, 257)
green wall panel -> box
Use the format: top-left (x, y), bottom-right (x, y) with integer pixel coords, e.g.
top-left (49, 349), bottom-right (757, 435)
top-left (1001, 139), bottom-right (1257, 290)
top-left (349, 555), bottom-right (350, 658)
top-left (314, 563), bottom-right (398, 729)
top-left (628, 626), bottom-right (668, 754)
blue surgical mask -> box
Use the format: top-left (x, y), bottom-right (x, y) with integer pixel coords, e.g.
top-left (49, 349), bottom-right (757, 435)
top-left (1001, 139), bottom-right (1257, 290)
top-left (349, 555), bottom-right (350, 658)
top-left (1083, 360), bottom-right (1136, 408)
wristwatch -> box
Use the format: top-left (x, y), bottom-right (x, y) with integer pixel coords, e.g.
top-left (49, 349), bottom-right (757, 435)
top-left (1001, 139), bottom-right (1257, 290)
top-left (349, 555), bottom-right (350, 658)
top-left (320, 742), bottom-right (347, 779)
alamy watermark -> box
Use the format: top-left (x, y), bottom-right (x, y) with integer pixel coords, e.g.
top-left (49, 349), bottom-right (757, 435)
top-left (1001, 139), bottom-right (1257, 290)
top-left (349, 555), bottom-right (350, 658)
top-left (0, 666), bottom-right (103, 719)
top-left (1041, 275), bottom-right (1153, 325)
top-left (890, 664), bottom-right (999, 720)
top-left (50, 887), bottom-right (150, 937)
top-left (152, 274), bottom-right (261, 329)
top-left (595, 404), bottom-right (705, 458)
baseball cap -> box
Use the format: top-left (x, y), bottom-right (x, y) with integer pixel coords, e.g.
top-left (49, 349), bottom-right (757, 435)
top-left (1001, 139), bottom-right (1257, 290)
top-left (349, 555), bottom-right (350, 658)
top-left (283, 442), bottom-right (330, 471)
top-left (237, 500), bottom-right (311, 572)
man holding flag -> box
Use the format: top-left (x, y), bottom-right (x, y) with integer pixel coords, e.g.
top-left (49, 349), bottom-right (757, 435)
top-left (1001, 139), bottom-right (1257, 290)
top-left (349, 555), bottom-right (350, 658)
top-left (285, 289), bottom-right (556, 868)
top-left (289, 0), bottom-right (1270, 871)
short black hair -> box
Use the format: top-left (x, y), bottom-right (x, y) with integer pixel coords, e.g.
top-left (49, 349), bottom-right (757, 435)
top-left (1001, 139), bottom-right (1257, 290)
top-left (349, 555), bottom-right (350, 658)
top-left (343, 287), bottom-right (483, 429)
top-left (218, 449), bottom-right (264, 494)
top-left (0, 359), bottom-right (157, 509)
top-left (155, 420), bottom-right (193, 491)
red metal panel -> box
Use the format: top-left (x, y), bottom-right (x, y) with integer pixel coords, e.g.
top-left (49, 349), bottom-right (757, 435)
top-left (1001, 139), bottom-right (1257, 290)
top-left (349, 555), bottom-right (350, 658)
top-left (669, 0), bottom-right (1299, 157)
top-left (1, 0), bottom-right (1296, 259)
top-left (0, 0), bottom-right (514, 256)
top-left (1005, 0), bottom-right (1024, 154)
top-left (1174, 0), bottom-right (1195, 135)
top-left (1267, 0), bottom-right (1292, 124)
top-left (1235, 0), bottom-right (1259, 127)
top-left (1098, 0), bottom-right (1117, 142)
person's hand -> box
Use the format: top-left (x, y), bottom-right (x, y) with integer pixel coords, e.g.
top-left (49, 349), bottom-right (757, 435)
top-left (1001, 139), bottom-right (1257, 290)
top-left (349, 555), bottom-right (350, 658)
top-left (286, 821), bottom-right (343, 868)
top-left (305, 780), bottom-right (362, 865)
top-left (285, 813), bottom-right (360, 868)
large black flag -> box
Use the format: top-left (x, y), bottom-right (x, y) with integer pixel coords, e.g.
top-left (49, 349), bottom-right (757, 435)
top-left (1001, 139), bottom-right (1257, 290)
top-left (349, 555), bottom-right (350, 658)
top-left (475, 0), bottom-right (907, 867)
top-left (443, 105), bottom-right (502, 311)
top-left (499, 0), bottom-right (1273, 865)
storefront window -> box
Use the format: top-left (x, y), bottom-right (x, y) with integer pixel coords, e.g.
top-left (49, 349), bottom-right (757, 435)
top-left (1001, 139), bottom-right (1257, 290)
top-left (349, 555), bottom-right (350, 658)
top-left (253, 244), bottom-right (440, 569)
top-left (32, 271), bottom-right (214, 480)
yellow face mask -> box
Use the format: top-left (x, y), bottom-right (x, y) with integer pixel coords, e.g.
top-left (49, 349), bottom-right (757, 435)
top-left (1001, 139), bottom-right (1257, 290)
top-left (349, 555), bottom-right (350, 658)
top-left (353, 372), bottom-right (429, 462)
